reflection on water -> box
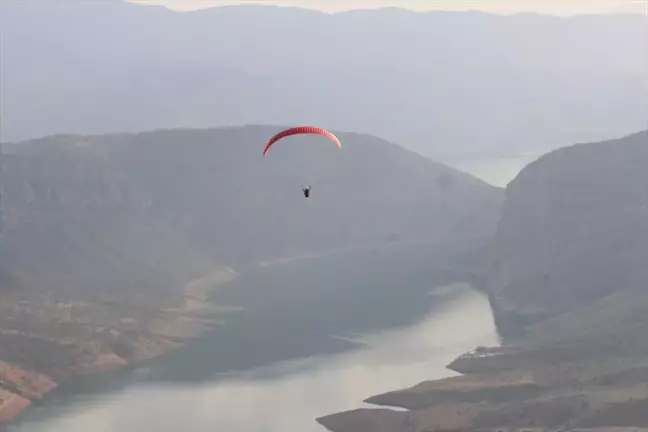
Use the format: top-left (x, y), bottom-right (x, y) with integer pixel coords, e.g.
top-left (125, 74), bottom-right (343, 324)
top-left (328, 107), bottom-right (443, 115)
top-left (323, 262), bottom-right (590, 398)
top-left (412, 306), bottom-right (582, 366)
top-left (13, 283), bottom-right (498, 432)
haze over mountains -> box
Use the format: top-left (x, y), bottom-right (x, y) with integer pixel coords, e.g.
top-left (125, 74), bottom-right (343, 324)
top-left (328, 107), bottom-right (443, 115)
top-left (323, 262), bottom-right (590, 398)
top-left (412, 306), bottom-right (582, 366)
top-left (2, 0), bottom-right (648, 428)
top-left (1, 0), bottom-right (646, 158)
top-left (0, 126), bottom-right (501, 422)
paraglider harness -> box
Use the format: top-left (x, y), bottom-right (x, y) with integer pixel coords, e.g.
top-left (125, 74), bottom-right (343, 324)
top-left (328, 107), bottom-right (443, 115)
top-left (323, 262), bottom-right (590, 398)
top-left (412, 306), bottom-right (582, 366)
top-left (302, 185), bottom-right (311, 198)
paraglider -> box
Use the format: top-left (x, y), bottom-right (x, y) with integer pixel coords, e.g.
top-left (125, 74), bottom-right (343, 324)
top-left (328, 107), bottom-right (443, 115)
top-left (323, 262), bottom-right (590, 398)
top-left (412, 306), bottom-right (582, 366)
top-left (263, 126), bottom-right (341, 198)
top-left (262, 126), bottom-right (341, 156)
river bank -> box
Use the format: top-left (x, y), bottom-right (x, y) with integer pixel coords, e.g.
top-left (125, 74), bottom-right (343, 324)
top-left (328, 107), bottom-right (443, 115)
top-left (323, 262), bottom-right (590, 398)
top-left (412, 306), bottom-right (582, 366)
top-left (0, 266), bottom-right (238, 426)
top-left (3, 241), bottom-right (402, 425)
top-left (10, 282), bottom-right (498, 432)
top-left (317, 339), bottom-right (648, 431)
top-left (2, 236), bottom-right (496, 429)
top-left (0, 240), bottom-right (457, 425)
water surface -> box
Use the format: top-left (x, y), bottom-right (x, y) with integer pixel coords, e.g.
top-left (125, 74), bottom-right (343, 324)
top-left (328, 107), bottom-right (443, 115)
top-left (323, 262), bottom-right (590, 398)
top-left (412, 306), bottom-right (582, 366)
top-left (13, 244), bottom-right (498, 432)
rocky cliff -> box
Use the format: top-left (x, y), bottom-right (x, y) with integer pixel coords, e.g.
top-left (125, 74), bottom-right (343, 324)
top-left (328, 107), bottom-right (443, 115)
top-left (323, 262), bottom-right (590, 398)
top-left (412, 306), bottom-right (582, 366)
top-left (487, 130), bottom-right (648, 335)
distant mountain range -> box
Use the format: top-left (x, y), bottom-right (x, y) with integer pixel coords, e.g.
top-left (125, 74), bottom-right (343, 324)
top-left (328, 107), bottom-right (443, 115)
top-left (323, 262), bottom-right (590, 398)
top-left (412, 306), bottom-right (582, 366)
top-left (1, 0), bottom-right (646, 158)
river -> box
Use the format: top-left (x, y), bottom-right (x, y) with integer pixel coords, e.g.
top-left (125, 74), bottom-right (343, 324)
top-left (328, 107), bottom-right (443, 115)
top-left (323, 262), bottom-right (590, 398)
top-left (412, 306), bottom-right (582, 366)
top-left (11, 242), bottom-right (499, 432)
top-left (10, 154), bottom-right (535, 432)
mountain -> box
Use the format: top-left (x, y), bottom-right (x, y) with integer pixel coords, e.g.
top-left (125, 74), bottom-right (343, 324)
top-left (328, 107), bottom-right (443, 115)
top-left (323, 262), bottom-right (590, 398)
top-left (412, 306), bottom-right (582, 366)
top-left (1, 126), bottom-right (501, 270)
top-left (487, 130), bottom-right (648, 335)
top-left (318, 130), bottom-right (648, 432)
top-left (0, 126), bottom-right (501, 422)
top-left (1, 0), bottom-right (646, 158)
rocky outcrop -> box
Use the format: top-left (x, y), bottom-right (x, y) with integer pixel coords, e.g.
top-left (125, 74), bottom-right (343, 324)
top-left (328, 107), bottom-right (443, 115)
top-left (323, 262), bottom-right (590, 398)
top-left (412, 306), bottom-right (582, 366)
top-left (487, 130), bottom-right (648, 336)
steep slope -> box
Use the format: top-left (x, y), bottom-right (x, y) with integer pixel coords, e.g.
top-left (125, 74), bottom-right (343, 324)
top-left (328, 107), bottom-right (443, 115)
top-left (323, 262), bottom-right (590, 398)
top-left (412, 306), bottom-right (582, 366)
top-left (487, 130), bottom-right (648, 333)
top-left (0, 126), bottom-right (501, 422)
top-left (1, 0), bottom-right (646, 157)
top-left (4, 126), bottom-right (501, 264)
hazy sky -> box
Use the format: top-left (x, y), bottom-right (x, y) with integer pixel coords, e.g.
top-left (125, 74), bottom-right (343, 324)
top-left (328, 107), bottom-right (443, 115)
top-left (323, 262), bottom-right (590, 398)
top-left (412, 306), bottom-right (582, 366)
top-left (132, 0), bottom-right (648, 15)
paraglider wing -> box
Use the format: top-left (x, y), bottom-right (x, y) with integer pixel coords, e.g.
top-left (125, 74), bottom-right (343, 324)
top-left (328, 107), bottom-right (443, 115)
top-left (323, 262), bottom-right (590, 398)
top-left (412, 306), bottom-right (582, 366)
top-left (262, 126), bottom-right (342, 156)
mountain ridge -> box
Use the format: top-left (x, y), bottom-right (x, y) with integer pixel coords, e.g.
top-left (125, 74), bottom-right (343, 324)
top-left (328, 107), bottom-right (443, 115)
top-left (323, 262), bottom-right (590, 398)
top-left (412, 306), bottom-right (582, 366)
top-left (2, 0), bottom-right (646, 157)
